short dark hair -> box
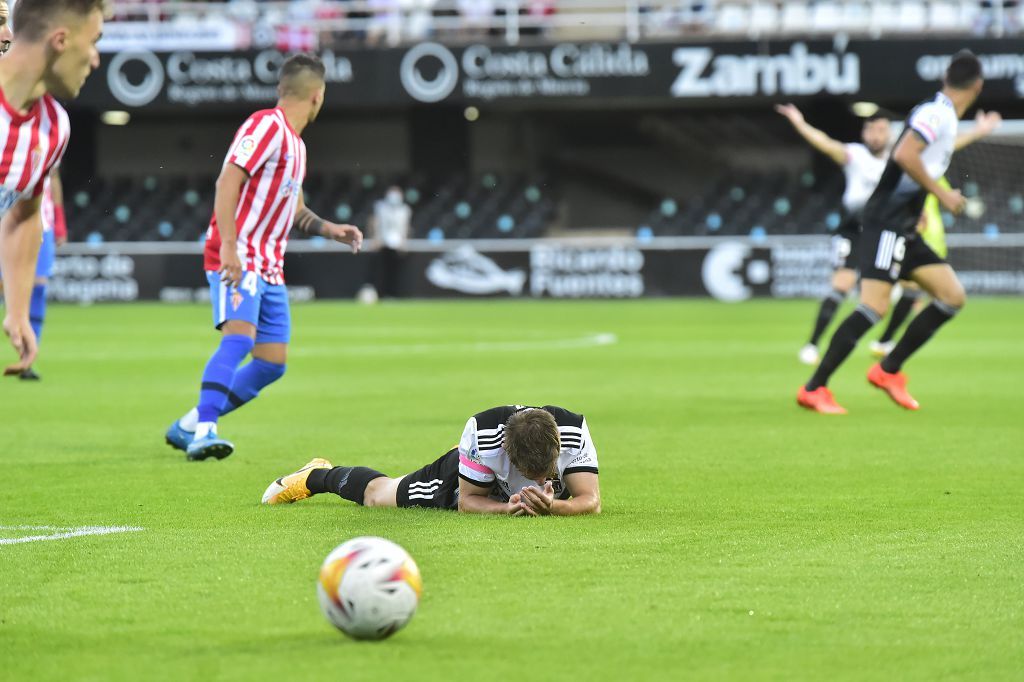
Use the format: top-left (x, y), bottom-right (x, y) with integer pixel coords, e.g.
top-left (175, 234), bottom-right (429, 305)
top-left (504, 409), bottom-right (560, 480)
top-left (945, 50), bottom-right (983, 90)
top-left (12, 0), bottom-right (106, 41)
top-left (278, 54), bottom-right (326, 97)
top-left (865, 113), bottom-right (891, 124)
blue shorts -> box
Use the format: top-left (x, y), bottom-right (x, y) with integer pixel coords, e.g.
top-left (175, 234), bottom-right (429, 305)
top-left (206, 271), bottom-right (291, 344)
top-left (36, 229), bottom-right (55, 279)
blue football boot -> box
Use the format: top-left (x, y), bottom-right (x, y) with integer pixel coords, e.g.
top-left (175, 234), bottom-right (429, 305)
top-left (185, 431), bottom-right (235, 461)
top-left (165, 419), bottom-right (194, 452)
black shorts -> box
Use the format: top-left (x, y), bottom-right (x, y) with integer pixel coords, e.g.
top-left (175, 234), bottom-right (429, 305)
top-left (831, 232), bottom-right (859, 270)
top-left (858, 228), bottom-right (945, 284)
top-left (832, 214), bottom-right (861, 270)
top-left (396, 448), bottom-right (463, 511)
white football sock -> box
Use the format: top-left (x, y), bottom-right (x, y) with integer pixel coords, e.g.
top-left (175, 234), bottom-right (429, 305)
top-left (179, 408), bottom-right (199, 432)
top-left (194, 422), bottom-right (217, 440)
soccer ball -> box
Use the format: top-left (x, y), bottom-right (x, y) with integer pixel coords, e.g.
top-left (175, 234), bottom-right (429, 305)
top-left (316, 536), bottom-right (422, 640)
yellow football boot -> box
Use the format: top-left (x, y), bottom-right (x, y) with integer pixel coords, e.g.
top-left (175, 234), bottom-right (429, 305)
top-left (261, 458), bottom-right (333, 505)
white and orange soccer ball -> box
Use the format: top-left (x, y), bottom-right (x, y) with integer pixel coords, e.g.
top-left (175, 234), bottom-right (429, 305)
top-left (316, 536), bottom-right (422, 640)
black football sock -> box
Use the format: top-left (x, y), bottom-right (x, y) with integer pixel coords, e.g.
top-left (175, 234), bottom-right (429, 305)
top-left (805, 304), bottom-right (881, 391)
top-left (878, 290), bottom-right (921, 343)
top-left (809, 289), bottom-right (846, 346)
top-left (880, 301), bottom-right (959, 373)
top-left (306, 466), bottom-right (386, 505)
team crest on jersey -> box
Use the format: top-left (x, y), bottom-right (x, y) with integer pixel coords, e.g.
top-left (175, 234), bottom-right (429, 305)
top-left (280, 177), bottom-right (298, 197)
top-left (230, 290), bottom-right (244, 311)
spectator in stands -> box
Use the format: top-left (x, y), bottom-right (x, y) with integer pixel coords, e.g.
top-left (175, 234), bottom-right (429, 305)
top-left (275, 24), bottom-right (318, 52)
top-left (975, 0), bottom-right (1021, 35)
top-left (458, 0), bottom-right (496, 38)
top-left (370, 186), bottom-right (412, 298)
top-left (521, 0), bottom-right (555, 37)
top-left (367, 0), bottom-right (403, 46)
top-left (406, 0), bottom-right (437, 41)
top-left (316, 6), bottom-right (346, 49)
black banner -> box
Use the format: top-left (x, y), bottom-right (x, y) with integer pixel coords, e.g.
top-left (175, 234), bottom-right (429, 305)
top-left (76, 38), bottom-right (1024, 112)
top-left (47, 239), bottom-right (1024, 303)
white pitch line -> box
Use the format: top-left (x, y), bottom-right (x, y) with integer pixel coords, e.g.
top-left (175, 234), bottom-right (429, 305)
top-left (70, 333), bottom-right (620, 360)
top-left (295, 332), bottom-right (620, 356)
top-left (0, 525), bottom-right (144, 546)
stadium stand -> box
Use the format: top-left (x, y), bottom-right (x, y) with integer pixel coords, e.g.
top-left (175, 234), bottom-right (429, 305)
top-left (105, 0), bottom-right (1024, 47)
top-left (70, 3), bottom-right (1023, 243)
top-left (63, 147), bottom-right (1022, 243)
top-left (64, 172), bottom-right (558, 242)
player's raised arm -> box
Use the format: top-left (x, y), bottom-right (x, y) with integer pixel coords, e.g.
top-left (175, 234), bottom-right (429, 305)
top-left (293, 190), bottom-right (363, 253)
top-left (955, 110), bottom-right (1002, 151)
top-left (893, 132), bottom-right (965, 214)
top-left (213, 163), bottom-right (248, 286)
top-left (775, 103), bottom-right (848, 166)
top-left (1, 195), bottom-right (43, 369)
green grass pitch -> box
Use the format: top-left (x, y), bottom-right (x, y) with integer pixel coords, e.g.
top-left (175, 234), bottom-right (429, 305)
top-left (2, 298), bottom-right (1023, 681)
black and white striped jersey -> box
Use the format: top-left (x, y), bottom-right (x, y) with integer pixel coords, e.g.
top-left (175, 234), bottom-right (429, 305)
top-left (457, 405), bottom-right (599, 503)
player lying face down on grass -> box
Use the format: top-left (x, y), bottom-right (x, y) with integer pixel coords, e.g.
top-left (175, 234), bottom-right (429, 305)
top-left (0, 0), bottom-right (102, 372)
top-left (263, 405), bottom-right (602, 516)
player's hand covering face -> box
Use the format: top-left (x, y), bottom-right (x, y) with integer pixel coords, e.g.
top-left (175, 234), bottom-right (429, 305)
top-left (517, 482), bottom-right (556, 516)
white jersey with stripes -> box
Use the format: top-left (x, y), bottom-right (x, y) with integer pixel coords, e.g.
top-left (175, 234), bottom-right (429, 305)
top-left (457, 405), bottom-right (599, 503)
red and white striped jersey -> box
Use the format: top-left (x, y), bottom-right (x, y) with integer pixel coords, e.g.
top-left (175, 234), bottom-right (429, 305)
top-left (0, 89), bottom-right (70, 218)
top-left (204, 107), bottom-right (307, 285)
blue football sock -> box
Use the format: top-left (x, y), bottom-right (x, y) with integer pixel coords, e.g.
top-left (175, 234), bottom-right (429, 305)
top-left (196, 334), bottom-right (254, 424)
top-left (29, 284), bottom-right (46, 343)
top-left (219, 358), bottom-right (286, 418)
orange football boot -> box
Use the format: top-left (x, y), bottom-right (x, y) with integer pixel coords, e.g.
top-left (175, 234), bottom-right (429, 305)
top-left (867, 363), bottom-right (920, 410)
top-left (797, 386), bottom-right (848, 414)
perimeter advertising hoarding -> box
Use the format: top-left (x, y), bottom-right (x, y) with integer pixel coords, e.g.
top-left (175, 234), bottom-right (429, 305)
top-left (48, 239), bottom-right (1024, 303)
top-left (78, 38), bottom-right (1024, 112)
